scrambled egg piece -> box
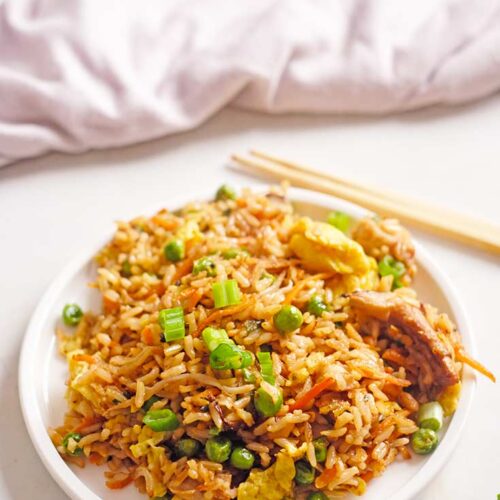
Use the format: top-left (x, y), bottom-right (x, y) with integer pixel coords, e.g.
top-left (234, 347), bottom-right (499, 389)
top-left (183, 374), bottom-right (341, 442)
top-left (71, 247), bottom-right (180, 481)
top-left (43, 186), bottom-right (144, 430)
top-left (289, 218), bottom-right (378, 293)
top-left (438, 382), bottom-right (461, 416)
top-left (130, 426), bottom-right (166, 458)
top-left (237, 453), bottom-right (295, 500)
top-left (176, 219), bottom-right (202, 244)
top-left (67, 350), bottom-right (94, 401)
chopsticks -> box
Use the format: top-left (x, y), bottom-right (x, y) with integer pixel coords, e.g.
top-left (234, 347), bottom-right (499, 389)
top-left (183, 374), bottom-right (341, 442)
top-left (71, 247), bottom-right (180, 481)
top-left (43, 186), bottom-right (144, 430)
top-left (231, 150), bottom-right (500, 255)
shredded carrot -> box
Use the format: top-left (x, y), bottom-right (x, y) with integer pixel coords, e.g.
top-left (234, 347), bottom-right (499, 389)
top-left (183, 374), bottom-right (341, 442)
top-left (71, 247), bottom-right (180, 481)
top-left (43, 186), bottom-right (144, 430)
top-left (153, 281), bottom-right (166, 296)
top-left (382, 349), bottom-right (408, 366)
top-left (399, 446), bottom-right (412, 459)
top-left (385, 374), bottom-right (412, 387)
top-left (106, 476), bottom-right (134, 490)
top-left (89, 452), bottom-right (105, 465)
top-left (284, 273), bottom-right (334, 305)
top-left (196, 297), bottom-right (254, 334)
top-left (316, 466), bottom-right (337, 489)
top-left (141, 326), bottom-right (155, 346)
top-left (179, 288), bottom-right (196, 300)
top-left (172, 258), bottom-right (194, 284)
top-left (151, 215), bottom-right (178, 230)
top-left (103, 296), bottom-right (120, 314)
top-left (456, 349), bottom-right (496, 382)
top-left (360, 471), bottom-right (374, 483)
top-left (301, 319), bottom-right (316, 335)
top-left (289, 377), bottom-right (334, 412)
top-left (186, 289), bottom-right (204, 312)
top-left (381, 383), bottom-right (402, 399)
top-left (74, 416), bottom-right (98, 432)
top-left (73, 354), bottom-right (95, 364)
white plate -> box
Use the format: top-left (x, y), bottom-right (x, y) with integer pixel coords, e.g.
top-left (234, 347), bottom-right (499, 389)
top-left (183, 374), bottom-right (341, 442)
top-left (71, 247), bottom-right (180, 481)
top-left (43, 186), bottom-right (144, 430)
top-left (19, 187), bottom-right (476, 500)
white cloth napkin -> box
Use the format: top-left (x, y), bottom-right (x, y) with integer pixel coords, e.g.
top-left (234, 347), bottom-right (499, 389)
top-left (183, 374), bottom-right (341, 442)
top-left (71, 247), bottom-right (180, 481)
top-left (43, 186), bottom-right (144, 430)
top-left (1, 0), bottom-right (500, 167)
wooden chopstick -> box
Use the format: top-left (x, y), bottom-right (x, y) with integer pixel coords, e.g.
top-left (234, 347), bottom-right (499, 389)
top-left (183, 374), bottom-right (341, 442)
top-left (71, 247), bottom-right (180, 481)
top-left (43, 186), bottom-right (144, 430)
top-left (231, 152), bottom-right (500, 255)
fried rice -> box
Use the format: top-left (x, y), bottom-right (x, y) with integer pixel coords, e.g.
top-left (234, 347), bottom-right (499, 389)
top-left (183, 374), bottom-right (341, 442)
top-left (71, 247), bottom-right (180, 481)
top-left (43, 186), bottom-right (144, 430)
top-left (50, 185), bottom-right (494, 499)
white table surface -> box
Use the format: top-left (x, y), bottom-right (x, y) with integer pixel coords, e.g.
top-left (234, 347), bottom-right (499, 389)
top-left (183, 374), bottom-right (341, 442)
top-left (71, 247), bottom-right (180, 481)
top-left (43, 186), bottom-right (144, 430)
top-left (1, 97), bottom-right (499, 500)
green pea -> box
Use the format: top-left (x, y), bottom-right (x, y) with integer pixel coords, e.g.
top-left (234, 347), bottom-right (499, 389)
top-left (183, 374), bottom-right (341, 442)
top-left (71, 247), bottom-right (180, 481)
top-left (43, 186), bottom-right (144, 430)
top-left (164, 239), bottom-right (185, 262)
top-left (230, 446), bottom-right (255, 470)
top-left (193, 257), bottom-right (217, 277)
top-left (411, 428), bottom-right (438, 455)
top-left (62, 304), bottom-right (83, 327)
top-left (273, 305), bottom-right (303, 333)
top-left (327, 211), bottom-right (351, 233)
top-left (62, 432), bottom-right (82, 456)
top-left (205, 436), bottom-right (232, 463)
top-left (174, 438), bottom-right (202, 458)
top-left (307, 493), bottom-right (328, 500)
top-left (307, 295), bottom-right (328, 317)
top-left (142, 395), bottom-right (161, 412)
top-left (294, 459), bottom-right (315, 485)
top-left (216, 185), bottom-right (237, 201)
top-left (313, 436), bottom-right (328, 463)
top-left (254, 387), bottom-right (283, 417)
top-left (143, 409), bottom-right (180, 432)
top-left (222, 248), bottom-right (248, 259)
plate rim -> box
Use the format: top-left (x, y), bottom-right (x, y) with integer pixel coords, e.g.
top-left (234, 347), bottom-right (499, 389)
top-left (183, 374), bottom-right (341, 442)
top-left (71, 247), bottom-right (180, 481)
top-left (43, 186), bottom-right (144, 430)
top-left (18, 186), bottom-right (476, 500)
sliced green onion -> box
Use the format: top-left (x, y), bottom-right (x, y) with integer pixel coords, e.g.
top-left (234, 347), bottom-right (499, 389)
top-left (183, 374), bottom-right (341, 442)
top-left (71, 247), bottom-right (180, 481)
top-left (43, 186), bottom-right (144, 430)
top-left (62, 432), bottom-right (82, 456)
top-left (327, 211), bottom-right (351, 233)
top-left (242, 368), bottom-right (256, 383)
top-left (378, 255), bottom-right (406, 289)
top-left (411, 428), bottom-right (438, 455)
top-left (260, 271), bottom-right (276, 282)
top-left (121, 260), bottom-right (132, 277)
top-left (240, 350), bottom-right (253, 369)
top-left (202, 327), bottom-right (232, 352)
top-left (142, 395), bottom-right (161, 412)
top-left (254, 384), bottom-right (283, 417)
top-left (143, 408), bottom-right (180, 432)
top-left (417, 401), bottom-right (444, 431)
top-left (257, 351), bottom-right (275, 384)
top-left (158, 307), bottom-right (185, 342)
top-left (193, 257), bottom-right (217, 277)
top-left (210, 343), bottom-right (244, 370)
top-left (212, 279), bottom-right (241, 308)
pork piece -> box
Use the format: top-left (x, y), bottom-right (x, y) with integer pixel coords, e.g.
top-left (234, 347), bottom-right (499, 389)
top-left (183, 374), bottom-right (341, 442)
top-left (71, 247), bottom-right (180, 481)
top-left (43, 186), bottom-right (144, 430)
top-left (350, 291), bottom-right (459, 394)
top-left (352, 217), bottom-right (416, 284)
